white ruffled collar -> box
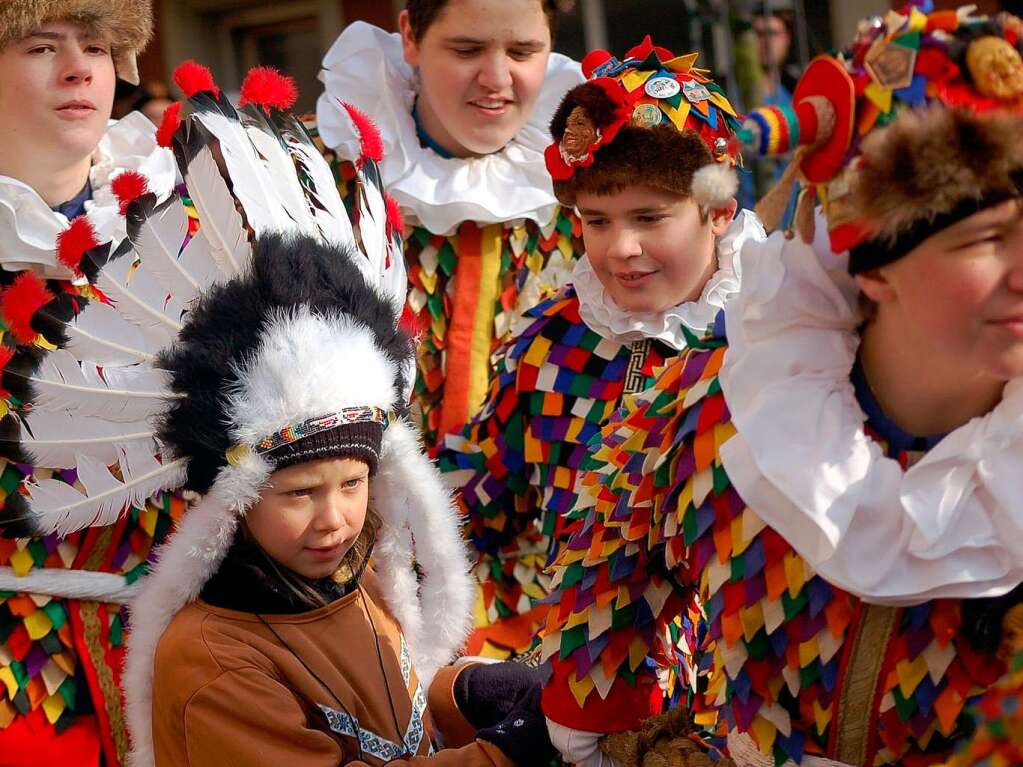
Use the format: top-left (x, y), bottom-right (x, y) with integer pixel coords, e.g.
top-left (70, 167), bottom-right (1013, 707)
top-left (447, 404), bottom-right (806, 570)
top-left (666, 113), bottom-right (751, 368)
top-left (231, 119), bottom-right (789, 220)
top-left (315, 22), bottom-right (583, 236)
top-left (0, 111), bottom-right (176, 278)
top-left (573, 209), bottom-right (764, 350)
top-left (719, 213), bottom-right (1023, 604)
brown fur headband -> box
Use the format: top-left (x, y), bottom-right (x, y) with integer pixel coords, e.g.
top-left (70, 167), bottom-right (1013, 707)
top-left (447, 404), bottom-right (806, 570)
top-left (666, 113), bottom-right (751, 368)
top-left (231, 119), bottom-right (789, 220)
top-left (852, 106), bottom-right (1023, 247)
top-left (0, 0), bottom-right (153, 84)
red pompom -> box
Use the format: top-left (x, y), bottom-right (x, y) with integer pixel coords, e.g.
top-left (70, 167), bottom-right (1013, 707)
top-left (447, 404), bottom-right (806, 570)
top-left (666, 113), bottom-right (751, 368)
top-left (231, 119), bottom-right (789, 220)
top-left (1, 272), bottom-right (54, 345)
top-left (239, 67), bottom-right (299, 114)
top-left (384, 193), bottom-right (405, 241)
top-left (156, 101), bottom-right (183, 148)
top-left (581, 49), bottom-right (613, 79)
top-left (56, 217), bottom-right (100, 274)
top-left (111, 171), bottom-right (149, 216)
top-left (342, 102), bottom-right (383, 168)
top-left (173, 60), bottom-right (221, 99)
top-left (398, 304), bottom-right (424, 342)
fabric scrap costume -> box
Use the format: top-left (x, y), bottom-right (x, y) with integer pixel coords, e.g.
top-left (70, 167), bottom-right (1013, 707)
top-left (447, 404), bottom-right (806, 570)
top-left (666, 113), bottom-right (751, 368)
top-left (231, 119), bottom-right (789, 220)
top-left (0, 4), bottom-right (180, 765)
top-left (541, 4), bottom-right (1023, 766)
top-left (5, 60), bottom-right (481, 766)
top-left (312, 22), bottom-right (586, 448)
top-left (438, 37), bottom-right (762, 660)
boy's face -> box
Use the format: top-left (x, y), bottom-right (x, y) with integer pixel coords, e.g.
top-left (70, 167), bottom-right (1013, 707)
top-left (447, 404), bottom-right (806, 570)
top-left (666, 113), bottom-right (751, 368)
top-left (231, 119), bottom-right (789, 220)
top-left (576, 185), bottom-right (737, 315)
top-left (858, 198), bottom-right (1023, 382)
top-left (399, 0), bottom-right (551, 157)
top-left (245, 457), bottom-right (370, 580)
top-left (0, 21), bottom-right (116, 174)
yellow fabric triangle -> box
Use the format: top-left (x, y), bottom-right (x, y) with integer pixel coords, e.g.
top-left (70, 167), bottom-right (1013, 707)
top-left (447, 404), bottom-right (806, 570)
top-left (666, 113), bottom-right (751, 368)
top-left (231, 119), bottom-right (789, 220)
top-left (42, 692), bottom-right (66, 725)
top-left (662, 102), bottom-right (692, 132)
top-left (568, 670), bottom-right (595, 708)
top-left (908, 6), bottom-right (927, 31)
top-left (664, 53), bottom-right (699, 73)
top-left (24, 608), bottom-right (54, 641)
top-left (621, 69), bottom-right (655, 93)
top-left (709, 92), bottom-right (738, 118)
top-left (864, 81), bottom-right (894, 114)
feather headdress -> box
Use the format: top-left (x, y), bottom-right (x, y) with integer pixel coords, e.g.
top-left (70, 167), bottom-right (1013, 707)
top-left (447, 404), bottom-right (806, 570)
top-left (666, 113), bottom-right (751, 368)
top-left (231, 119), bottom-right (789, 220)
top-left (0, 63), bottom-right (472, 767)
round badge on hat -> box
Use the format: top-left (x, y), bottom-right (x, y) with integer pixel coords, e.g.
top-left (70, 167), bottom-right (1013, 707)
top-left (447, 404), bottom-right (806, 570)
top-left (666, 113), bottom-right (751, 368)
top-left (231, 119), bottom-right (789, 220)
top-left (631, 103), bottom-right (662, 128)
top-left (645, 76), bottom-right (681, 99)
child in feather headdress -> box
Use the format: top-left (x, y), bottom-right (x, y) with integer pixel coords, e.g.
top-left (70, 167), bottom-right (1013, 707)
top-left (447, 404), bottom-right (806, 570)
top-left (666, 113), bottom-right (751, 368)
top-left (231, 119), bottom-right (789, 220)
top-left (3, 60), bottom-right (556, 767)
top-left (0, 3), bottom-right (177, 765)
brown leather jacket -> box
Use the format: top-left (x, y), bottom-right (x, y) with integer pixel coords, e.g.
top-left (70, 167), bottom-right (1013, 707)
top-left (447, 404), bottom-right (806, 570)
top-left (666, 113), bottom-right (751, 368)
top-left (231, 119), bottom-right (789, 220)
top-left (151, 572), bottom-right (510, 766)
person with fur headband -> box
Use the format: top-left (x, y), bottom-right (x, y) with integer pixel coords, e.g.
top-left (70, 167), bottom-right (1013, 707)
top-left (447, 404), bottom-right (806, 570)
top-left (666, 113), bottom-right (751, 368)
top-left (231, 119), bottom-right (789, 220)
top-left (309, 0), bottom-right (585, 452)
top-left (437, 37), bottom-right (764, 661)
top-left (539, 4), bottom-right (1023, 766)
top-left (0, 60), bottom-right (555, 767)
top-left (0, 2), bottom-right (176, 765)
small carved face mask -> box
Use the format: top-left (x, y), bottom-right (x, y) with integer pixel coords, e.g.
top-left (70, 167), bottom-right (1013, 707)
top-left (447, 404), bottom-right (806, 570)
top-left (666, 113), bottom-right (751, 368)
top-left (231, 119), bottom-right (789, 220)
top-left (967, 36), bottom-right (1023, 101)
top-left (561, 106), bottom-right (600, 159)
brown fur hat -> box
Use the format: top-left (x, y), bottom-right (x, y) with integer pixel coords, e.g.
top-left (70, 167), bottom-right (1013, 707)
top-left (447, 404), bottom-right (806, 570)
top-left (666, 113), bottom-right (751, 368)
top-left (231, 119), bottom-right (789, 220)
top-left (549, 79), bottom-right (739, 209)
top-left (852, 106), bottom-right (1023, 246)
top-left (0, 0), bottom-right (153, 84)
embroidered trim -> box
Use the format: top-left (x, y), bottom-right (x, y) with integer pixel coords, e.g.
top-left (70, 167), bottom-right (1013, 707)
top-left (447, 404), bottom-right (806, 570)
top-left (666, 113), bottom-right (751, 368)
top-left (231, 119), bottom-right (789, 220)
top-left (400, 636), bottom-right (411, 687)
top-left (623, 339), bottom-right (653, 396)
top-left (230, 407), bottom-right (390, 461)
top-left (80, 526), bottom-right (130, 763)
top-left (318, 683), bottom-right (431, 760)
top-left (834, 604), bottom-right (899, 765)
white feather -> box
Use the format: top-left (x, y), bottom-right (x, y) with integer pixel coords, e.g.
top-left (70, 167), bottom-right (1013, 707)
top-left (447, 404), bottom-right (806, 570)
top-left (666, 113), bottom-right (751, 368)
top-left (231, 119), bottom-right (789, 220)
top-left (27, 453), bottom-right (187, 536)
top-left (57, 301), bottom-right (161, 366)
top-left (20, 410), bottom-right (157, 468)
top-left (278, 114), bottom-right (357, 250)
top-left (182, 146), bottom-right (252, 278)
top-left (130, 198), bottom-right (196, 300)
top-left (239, 110), bottom-right (319, 237)
top-left (191, 110), bottom-right (293, 236)
top-left (24, 349), bottom-right (174, 422)
top-left (95, 253), bottom-right (186, 348)
top-left (353, 162), bottom-right (390, 291)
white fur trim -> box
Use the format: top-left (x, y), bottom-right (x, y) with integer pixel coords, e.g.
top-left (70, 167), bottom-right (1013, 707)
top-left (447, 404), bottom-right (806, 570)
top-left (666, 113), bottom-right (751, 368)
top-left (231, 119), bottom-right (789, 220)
top-left (124, 451), bottom-right (269, 767)
top-left (0, 566), bottom-right (139, 603)
top-left (371, 420), bottom-right (475, 689)
top-left (228, 307), bottom-right (398, 446)
top-left (691, 163), bottom-right (739, 209)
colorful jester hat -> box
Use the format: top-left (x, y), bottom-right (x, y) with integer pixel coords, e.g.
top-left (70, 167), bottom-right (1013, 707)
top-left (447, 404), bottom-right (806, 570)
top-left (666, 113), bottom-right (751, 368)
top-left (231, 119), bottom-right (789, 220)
top-left (545, 36), bottom-right (745, 209)
top-left (0, 0), bottom-right (153, 84)
top-left (742, 2), bottom-right (1023, 271)
top-left (0, 62), bottom-right (472, 767)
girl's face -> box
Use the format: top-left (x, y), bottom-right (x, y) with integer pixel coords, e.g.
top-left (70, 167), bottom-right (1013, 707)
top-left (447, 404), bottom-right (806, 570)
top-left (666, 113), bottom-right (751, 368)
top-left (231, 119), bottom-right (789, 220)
top-left (245, 457), bottom-right (370, 580)
top-left (857, 199), bottom-right (1023, 383)
top-left (0, 22), bottom-right (115, 174)
top-left (576, 185), bottom-right (737, 315)
top-left (399, 0), bottom-right (551, 157)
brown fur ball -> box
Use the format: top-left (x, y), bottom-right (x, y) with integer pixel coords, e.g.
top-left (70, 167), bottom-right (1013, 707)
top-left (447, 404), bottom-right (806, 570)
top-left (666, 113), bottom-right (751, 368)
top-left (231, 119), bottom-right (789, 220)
top-left (852, 106), bottom-right (1023, 245)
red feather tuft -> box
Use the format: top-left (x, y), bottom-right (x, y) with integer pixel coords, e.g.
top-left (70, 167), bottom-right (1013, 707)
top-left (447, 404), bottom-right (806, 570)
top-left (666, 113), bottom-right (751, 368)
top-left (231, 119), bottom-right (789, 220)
top-left (384, 194), bottom-right (405, 241)
top-left (398, 304), bottom-right (424, 342)
top-left (156, 101), bottom-right (183, 148)
top-left (342, 102), bottom-right (383, 168)
top-left (56, 217), bottom-right (99, 274)
top-left (1, 272), bottom-right (54, 345)
top-left (173, 59), bottom-right (221, 99)
top-left (111, 171), bottom-right (149, 216)
top-left (239, 67), bottom-right (299, 114)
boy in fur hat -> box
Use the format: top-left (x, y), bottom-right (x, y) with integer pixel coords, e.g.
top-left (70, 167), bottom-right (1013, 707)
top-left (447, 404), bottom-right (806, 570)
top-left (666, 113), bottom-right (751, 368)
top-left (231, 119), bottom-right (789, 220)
top-left (438, 37), bottom-right (764, 661)
top-left (0, 2), bottom-right (176, 765)
top-left (540, 4), bottom-right (1023, 767)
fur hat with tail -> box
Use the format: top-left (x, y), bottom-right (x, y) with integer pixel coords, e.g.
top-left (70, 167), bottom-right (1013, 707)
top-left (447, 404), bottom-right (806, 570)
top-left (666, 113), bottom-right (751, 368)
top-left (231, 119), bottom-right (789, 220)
top-left (0, 0), bottom-right (154, 84)
top-left (545, 35), bottom-right (744, 208)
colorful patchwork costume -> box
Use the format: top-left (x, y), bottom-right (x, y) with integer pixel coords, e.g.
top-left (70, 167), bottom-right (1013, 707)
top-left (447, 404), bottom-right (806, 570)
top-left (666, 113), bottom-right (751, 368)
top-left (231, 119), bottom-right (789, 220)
top-left (437, 38), bottom-right (761, 661)
top-left (541, 5), bottom-right (1023, 767)
top-left (0, 5), bottom-right (180, 763)
top-left (311, 22), bottom-right (586, 449)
